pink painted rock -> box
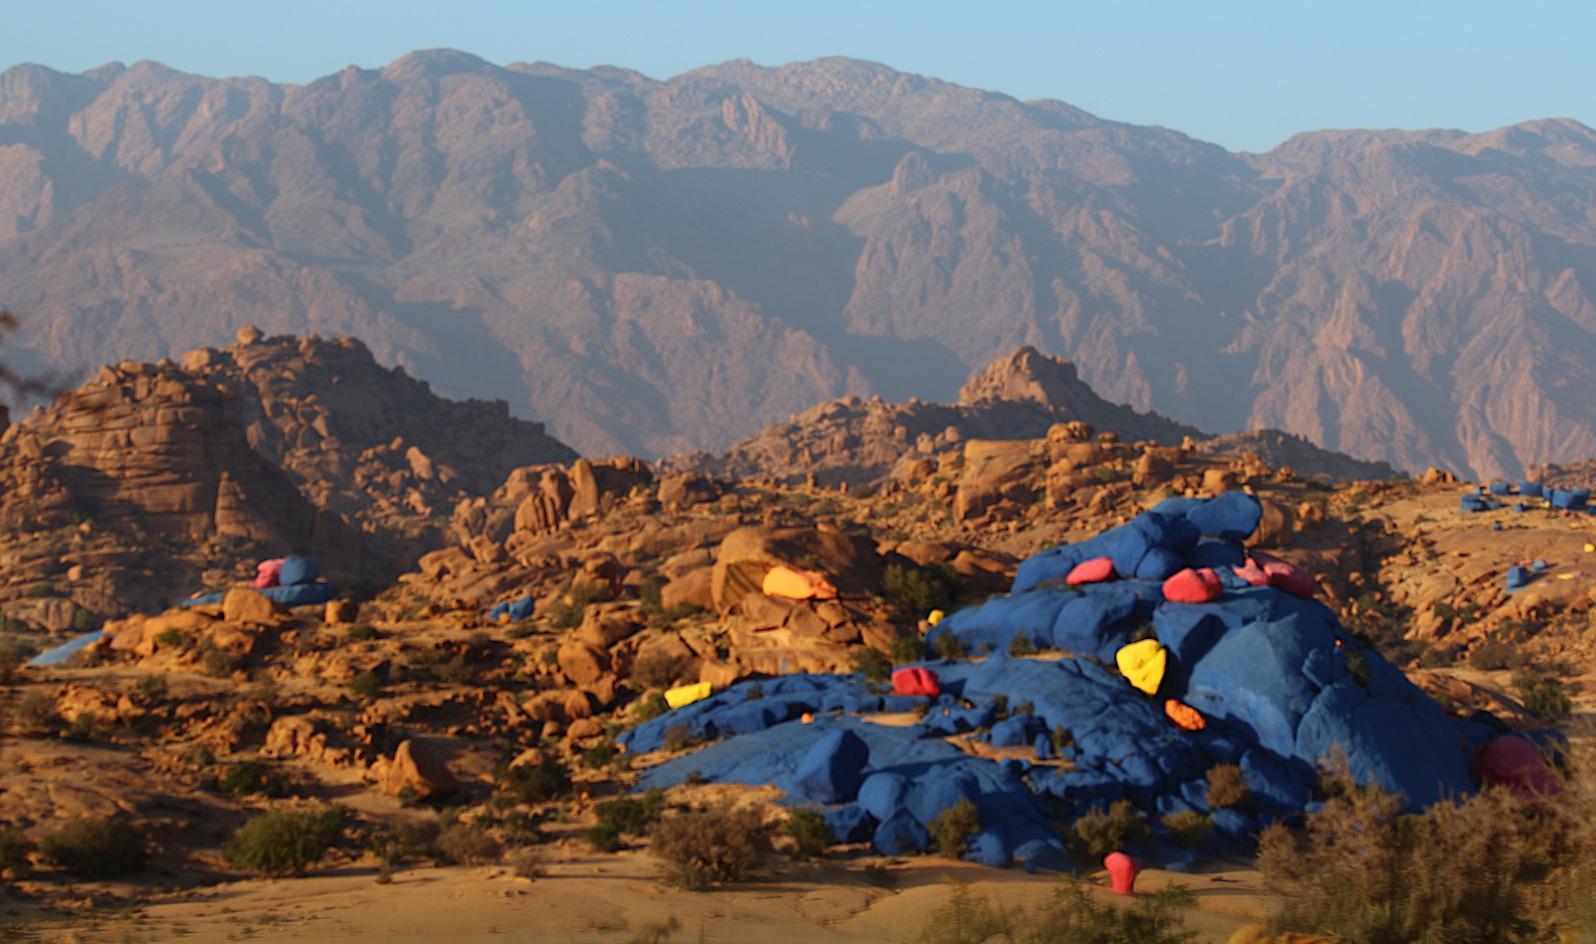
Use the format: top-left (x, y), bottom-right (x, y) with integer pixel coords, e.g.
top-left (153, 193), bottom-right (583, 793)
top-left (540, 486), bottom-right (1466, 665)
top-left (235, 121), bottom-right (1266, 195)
top-left (1104, 850), bottom-right (1141, 895)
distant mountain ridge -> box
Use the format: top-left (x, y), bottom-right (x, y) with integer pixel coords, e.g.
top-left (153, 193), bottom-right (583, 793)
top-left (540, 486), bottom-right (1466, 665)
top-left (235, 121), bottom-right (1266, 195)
top-left (2, 51), bottom-right (1595, 477)
top-left (674, 346), bottom-right (1394, 486)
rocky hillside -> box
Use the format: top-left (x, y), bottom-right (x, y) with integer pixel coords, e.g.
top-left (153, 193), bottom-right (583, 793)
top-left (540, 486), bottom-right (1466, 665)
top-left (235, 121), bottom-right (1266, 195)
top-left (676, 346), bottom-right (1394, 486)
top-left (1, 54), bottom-right (1595, 476)
top-left (0, 328), bottom-right (572, 620)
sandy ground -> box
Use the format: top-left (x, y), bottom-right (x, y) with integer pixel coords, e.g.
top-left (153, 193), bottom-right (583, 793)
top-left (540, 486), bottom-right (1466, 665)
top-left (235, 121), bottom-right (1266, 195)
top-left (4, 853), bottom-right (1271, 944)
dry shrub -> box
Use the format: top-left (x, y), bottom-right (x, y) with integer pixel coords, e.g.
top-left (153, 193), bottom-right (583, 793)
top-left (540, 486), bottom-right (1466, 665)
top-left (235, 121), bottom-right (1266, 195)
top-left (785, 808), bottom-right (833, 860)
top-left (914, 877), bottom-right (1195, 944)
top-left (223, 807), bottom-right (346, 877)
top-left (929, 799), bottom-right (981, 858)
top-left (1204, 763), bottom-right (1248, 808)
top-left (39, 816), bottom-right (147, 879)
top-left (435, 823), bottom-right (502, 865)
top-left (1257, 765), bottom-right (1581, 944)
top-left (632, 650), bottom-right (686, 689)
top-left (649, 804), bottom-right (766, 890)
top-left (1070, 800), bottom-right (1150, 862)
top-left (1160, 810), bottom-right (1213, 850)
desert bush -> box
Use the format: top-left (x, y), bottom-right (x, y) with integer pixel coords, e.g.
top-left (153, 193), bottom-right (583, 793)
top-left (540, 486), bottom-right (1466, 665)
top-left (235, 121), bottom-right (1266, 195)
top-left (882, 564), bottom-right (961, 613)
top-left (649, 804), bottom-right (766, 890)
top-left (914, 877), bottom-right (1195, 944)
top-left (785, 808), bottom-right (833, 860)
top-left (933, 632), bottom-right (966, 661)
top-left (633, 650), bottom-right (686, 689)
top-left (344, 624), bottom-right (378, 642)
top-left (40, 816), bottom-right (147, 879)
top-left (1018, 876), bottom-right (1195, 944)
top-left (135, 673), bottom-right (167, 703)
top-left (1512, 669), bottom-right (1572, 720)
top-left (662, 724), bottom-right (695, 752)
top-left (850, 646), bottom-right (892, 682)
top-left (348, 670), bottom-right (384, 701)
top-left (219, 761), bottom-right (292, 798)
top-left (15, 690), bottom-right (57, 730)
top-left (1160, 810), bottom-right (1213, 851)
top-left (584, 823), bottom-right (622, 852)
top-left (1257, 770), bottom-right (1568, 943)
top-left (1469, 639), bottom-right (1530, 672)
top-left (595, 790), bottom-right (666, 837)
top-left (498, 757), bottom-right (571, 804)
top-left (892, 635), bottom-right (927, 665)
top-left (0, 827), bottom-right (35, 880)
top-left (633, 690), bottom-right (669, 721)
top-left (1070, 800), bottom-right (1151, 862)
top-left (915, 881), bottom-right (1009, 944)
top-left (580, 739), bottom-right (628, 771)
top-left (198, 642), bottom-right (244, 678)
top-left (1205, 763), bottom-right (1249, 809)
top-left (0, 636), bottom-right (37, 683)
top-left (508, 846), bottom-right (544, 880)
top-left (1008, 634), bottom-right (1036, 657)
top-left (224, 807), bottom-right (347, 877)
top-left (929, 800), bottom-right (981, 858)
top-left (374, 818), bottom-right (440, 866)
top-left (436, 823), bottom-right (502, 865)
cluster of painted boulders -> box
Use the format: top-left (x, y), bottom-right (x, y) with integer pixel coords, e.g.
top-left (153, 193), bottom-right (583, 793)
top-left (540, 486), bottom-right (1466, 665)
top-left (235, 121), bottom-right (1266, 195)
top-left (619, 493), bottom-right (1550, 871)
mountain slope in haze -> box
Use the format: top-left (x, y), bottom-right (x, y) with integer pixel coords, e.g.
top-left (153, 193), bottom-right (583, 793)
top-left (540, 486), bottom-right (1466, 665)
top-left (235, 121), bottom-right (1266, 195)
top-left (2, 52), bottom-right (1595, 477)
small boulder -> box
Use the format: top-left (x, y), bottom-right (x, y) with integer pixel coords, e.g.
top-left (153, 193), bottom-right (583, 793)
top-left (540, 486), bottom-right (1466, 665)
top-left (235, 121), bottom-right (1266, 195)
top-left (383, 739), bottom-right (459, 800)
top-left (222, 588), bottom-right (283, 624)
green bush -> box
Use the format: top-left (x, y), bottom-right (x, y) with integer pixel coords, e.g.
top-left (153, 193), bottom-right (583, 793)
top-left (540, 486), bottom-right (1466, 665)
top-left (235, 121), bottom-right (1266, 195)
top-left (436, 823), bottom-right (502, 865)
top-left (933, 632), bottom-right (966, 661)
top-left (1469, 640), bottom-right (1530, 672)
top-left (0, 636), bottom-right (38, 683)
top-left (914, 877), bottom-right (1196, 944)
top-left (1008, 634), bottom-right (1036, 657)
top-left (1071, 801), bottom-right (1151, 862)
top-left (135, 674), bottom-right (168, 704)
top-left (633, 690), bottom-right (669, 721)
top-left (40, 816), bottom-right (147, 879)
top-left (344, 624), bottom-right (379, 642)
top-left (223, 807), bottom-right (346, 877)
top-left (929, 800), bottom-right (981, 858)
top-left (851, 647), bottom-right (892, 682)
top-left (892, 635), bottom-right (927, 665)
top-left (584, 823), bottom-right (622, 852)
top-left (0, 827), bottom-right (35, 880)
top-left (498, 758), bottom-right (571, 804)
top-left (882, 564), bottom-right (961, 613)
top-left (219, 761), bottom-right (291, 798)
top-left (349, 671), bottom-right (384, 701)
top-left (1205, 763), bottom-right (1249, 809)
top-left (15, 690), bottom-right (57, 730)
top-left (1513, 669), bottom-right (1572, 720)
top-left (649, 805), bottom-right (766, 890)
top-left (594, 790), bottom-right (666, 837)
top-left (785, 808), bottom-right (833, 860)
top-left (374, 819), bottom-right (440, 866)
top-left (633, 650), bottom-right (686, 689)
top-left (1015, 877), bottom-right (1195, 944)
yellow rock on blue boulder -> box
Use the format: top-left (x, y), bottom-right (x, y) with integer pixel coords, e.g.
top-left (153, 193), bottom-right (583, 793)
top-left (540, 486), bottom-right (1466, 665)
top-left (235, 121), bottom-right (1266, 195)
top-left (1115, 638), bottom-right (1168, 696)
top-left (665, 681), bottom-right (712, 709)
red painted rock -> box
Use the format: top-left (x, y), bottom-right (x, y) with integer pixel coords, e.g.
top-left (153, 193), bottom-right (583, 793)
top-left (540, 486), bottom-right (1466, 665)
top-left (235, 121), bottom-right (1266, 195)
top-left (1162, 567), bottom-right (1222, 603)
top-left (1232, 556), bottom-right (1270, 587)
top-left (891, 666), bottom-right (941, 698)
top-left (1066, 556), bottom-right (1117, 586)
top-left (1104, 851), bottom-right (1141, 895)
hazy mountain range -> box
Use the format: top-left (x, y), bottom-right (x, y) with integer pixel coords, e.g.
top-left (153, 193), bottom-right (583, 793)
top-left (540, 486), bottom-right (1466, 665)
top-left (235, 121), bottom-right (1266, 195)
top-left (2, 50), bottom-right (1595, 477)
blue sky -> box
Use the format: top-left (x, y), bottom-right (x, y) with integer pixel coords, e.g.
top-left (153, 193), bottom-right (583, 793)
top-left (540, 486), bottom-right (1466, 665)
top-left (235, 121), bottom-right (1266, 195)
top-left (3, 0), bottom-right (1589, 152)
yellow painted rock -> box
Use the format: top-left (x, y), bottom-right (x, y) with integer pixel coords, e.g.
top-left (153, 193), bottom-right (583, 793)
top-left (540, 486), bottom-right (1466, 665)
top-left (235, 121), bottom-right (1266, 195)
top-left (927, 609), bottom-right (946, 626)
top-left (1115, 638), bottom-right (1168, 696)
top-left (664, 681), bottom-right (712, 709)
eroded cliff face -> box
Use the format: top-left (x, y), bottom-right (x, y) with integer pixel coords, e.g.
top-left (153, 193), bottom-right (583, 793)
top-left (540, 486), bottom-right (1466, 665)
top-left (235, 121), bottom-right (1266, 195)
top-left (0, 328), bottom-right (574, 616)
